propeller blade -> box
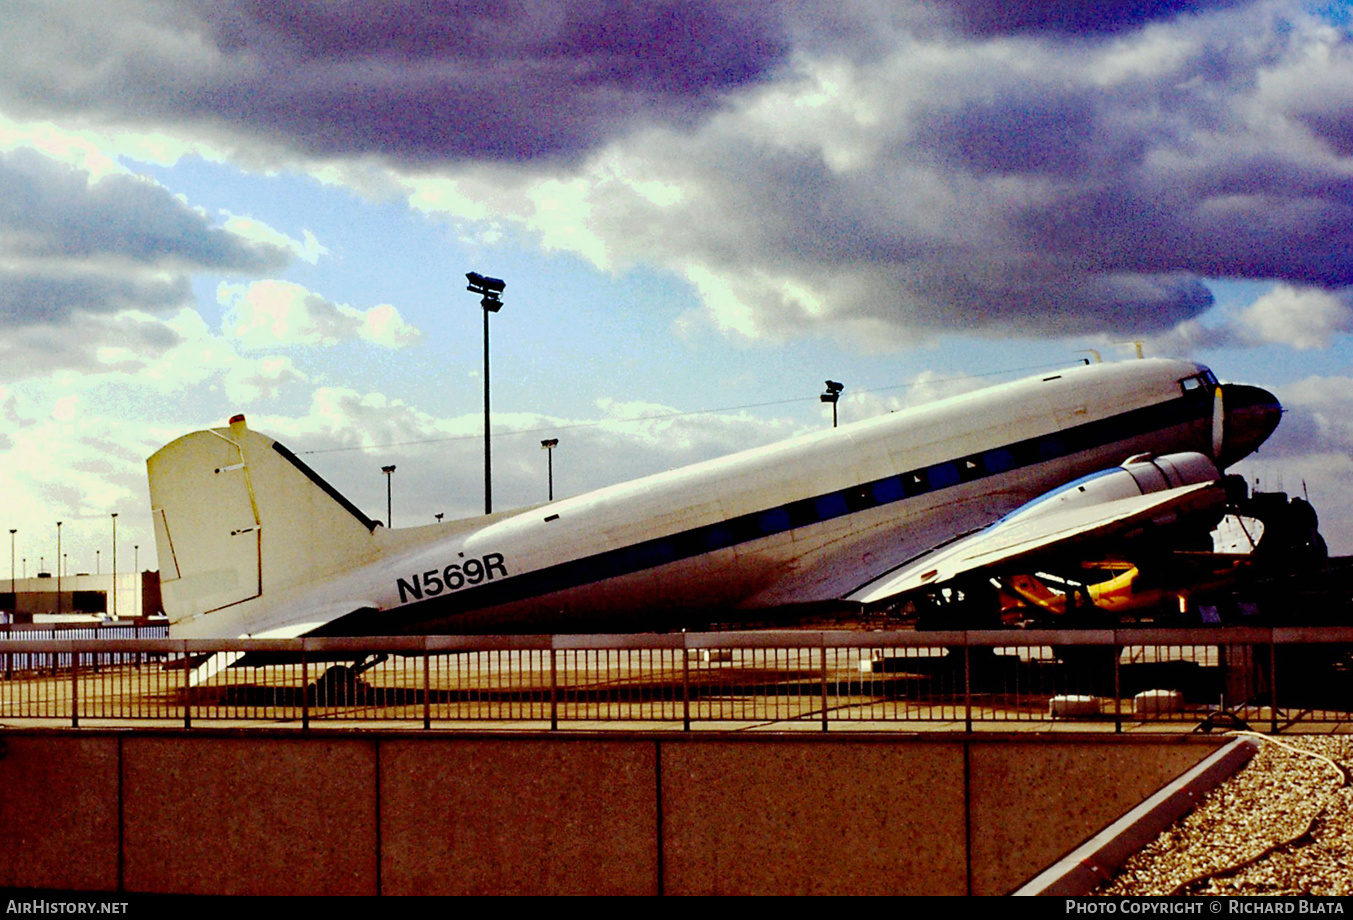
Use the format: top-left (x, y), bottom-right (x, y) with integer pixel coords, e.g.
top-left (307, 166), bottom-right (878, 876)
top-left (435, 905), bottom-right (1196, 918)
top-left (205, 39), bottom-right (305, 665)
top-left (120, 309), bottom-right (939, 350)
top-left (1212, 385), bottom-right (1225, 462)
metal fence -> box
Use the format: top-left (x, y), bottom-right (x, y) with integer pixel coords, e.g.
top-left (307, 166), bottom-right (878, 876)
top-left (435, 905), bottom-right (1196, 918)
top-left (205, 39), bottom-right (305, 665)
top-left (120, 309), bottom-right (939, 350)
top-left (0, 621), bottom-right (167, 676)
top-left (1, 627), bottom-right (1350, 732)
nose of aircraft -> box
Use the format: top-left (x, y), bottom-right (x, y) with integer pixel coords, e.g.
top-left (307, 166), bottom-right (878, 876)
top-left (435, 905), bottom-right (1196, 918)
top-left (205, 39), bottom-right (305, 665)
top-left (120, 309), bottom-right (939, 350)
top-left (1217, 384), bottom-right (1282, 468)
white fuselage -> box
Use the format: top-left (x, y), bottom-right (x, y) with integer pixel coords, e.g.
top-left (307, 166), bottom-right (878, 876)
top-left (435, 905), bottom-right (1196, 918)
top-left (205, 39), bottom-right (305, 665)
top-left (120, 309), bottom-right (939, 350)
top-left (228, 358), bottom-right (1221, 637)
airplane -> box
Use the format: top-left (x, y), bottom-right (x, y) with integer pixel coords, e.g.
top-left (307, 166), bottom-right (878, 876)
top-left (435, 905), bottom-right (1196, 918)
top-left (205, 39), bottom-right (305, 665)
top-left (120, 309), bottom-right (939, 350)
top-left (147, 358), bottom-right (1282, 648)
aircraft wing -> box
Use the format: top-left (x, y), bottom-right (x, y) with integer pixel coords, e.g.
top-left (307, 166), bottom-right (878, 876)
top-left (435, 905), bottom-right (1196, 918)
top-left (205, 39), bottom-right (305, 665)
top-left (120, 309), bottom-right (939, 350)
top-left (846, 479), bottom-right (1227, 606)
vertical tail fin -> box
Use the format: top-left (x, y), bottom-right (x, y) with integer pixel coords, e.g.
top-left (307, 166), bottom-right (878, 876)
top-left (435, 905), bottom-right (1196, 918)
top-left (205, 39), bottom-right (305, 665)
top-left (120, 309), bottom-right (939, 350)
top-left (148, 415), bottom-right (380, 637)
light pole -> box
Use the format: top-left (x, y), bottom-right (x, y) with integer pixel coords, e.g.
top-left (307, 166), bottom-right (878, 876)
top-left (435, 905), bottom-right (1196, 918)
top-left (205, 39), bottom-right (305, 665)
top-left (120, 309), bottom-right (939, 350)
top-left (111, 512), bottom-right (118, 619)
top-left (541, 438), bottom-right (559, 502)
top-left (55, 521), bottom-right (61, 616)
top-left (466, 272), bottom-right (505, 515)
top-left (381, 465), bottom-right (396, 528)
top-left (134, 545), bottom-right (139, 620)
top-left (821, 380), bottom-right (844, 428)
top-left (8, 529), bottom-right (14, 624)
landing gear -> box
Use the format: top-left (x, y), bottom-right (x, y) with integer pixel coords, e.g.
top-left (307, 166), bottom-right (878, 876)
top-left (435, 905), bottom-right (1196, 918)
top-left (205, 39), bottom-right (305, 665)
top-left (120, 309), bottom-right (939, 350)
top-left (914, 578), bottom-right (1004, 631)
top-left (310, 654), bottom-right (388, 705)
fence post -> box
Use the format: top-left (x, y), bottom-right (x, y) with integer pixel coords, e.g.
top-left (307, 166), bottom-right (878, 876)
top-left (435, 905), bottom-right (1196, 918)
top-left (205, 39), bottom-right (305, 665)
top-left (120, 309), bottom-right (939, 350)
top-left (1269, 634), bottom-right (1278, 734)
top-left (182, 642), bottom-right (191, 730)
top-left (963, 637), bottom-right (973, 733)
top-left (549, 646), bottom-right (558, 731)
top-left (820, 641), bottom-right (829, 733)
top-left (1113, 637), bottom-right (1122, 734)
top-left (301, 643), bottom-right (309, 731)
top-left (70, 644), bottom-right (79, 729)
top-left (682, 642), bottom-right (691, 732)
top-left (423, 645), bottom-right (431, 731)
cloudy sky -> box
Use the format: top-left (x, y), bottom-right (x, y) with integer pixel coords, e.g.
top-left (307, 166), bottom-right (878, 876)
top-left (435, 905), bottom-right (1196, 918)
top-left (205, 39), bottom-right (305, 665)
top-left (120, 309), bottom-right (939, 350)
top-left (2, 0), bottom-right (1352, 582)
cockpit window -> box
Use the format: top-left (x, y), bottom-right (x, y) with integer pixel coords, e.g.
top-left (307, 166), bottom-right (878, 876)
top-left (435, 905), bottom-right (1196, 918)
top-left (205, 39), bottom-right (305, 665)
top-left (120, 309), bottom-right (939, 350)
top-left (1179, 368), bottom-right (1219, 394)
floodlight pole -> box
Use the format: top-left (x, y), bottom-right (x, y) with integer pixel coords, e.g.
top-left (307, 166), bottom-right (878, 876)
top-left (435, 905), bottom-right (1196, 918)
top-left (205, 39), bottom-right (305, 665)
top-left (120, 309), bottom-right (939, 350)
top-left (8, 529), bottom-right (15, 623)
top-left (111, 512), bottom-right (118, 620)
top-left (483, 306), bottom-right (492, 514)
top-left (55, 521), bottom-right (61, 616)
top-left (820, 380), bottom-right (844, 428)
top-left (382, 465), bottom-right (397, 529)
top-left (466, 272), bottom-right (505, 515)
top-left (541, 438), bottom-right (559, 501)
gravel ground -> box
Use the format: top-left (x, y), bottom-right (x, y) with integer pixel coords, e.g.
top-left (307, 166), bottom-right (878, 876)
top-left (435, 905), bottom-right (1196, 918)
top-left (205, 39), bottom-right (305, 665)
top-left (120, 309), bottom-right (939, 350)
top-left (1101, 735), bottom-right (1353, 896)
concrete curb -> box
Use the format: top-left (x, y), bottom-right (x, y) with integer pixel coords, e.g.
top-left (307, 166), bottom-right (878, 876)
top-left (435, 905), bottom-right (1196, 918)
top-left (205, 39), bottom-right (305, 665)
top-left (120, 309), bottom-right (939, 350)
top-left (1012, 736), bottom-right (1260, 896)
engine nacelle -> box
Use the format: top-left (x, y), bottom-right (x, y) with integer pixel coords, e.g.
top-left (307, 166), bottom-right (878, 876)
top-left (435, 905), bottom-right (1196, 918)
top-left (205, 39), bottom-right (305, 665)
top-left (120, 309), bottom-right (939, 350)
top-left (1001, 452), bottom-right (1221, 524)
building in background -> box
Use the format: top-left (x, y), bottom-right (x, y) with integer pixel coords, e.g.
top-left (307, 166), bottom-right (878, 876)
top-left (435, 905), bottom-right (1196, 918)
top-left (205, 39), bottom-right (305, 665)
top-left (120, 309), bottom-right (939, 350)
top-left (0, 571), bottom-right (161, 625)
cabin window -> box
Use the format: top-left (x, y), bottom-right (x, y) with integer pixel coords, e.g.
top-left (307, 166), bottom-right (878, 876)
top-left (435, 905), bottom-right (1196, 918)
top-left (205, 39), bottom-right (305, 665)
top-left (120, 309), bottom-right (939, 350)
top-left (1038, 435), bottom-right (1067, 461)
top-left (872, 476), bottom-right (905, 504)
top-left (927, 461), bottom-right (961, 490)
top-left (702, 524), bottom-right (734, 551)
top-left (982, 448), bottom-right (1015, 474)
top-left (814, 493), bottom-right (849, 520)
top-left (758, 508), bottom-right (791, 535)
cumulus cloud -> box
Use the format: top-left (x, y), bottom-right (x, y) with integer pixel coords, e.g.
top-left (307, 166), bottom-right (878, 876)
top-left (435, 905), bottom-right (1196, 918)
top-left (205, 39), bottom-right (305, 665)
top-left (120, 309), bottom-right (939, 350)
top-left (0, 306), bottom-right (313, 407)
top-left (221, 214), bottom-right (327, 265)
top-left (3, 3), bottom-right (1352, 343)
top-left (0, 148), bottom-right (284, 271)
top-left (0, 0), bottom-right (789, 165)
top-left (0, 148), bottom-right (291, 326)
top-left (1265, 375), bottom-right (1353, 455)
top-left (393, 1), bottom-right (1353, 342)
top-left (0, 268), bottom-right (192, 327)
top-left (0, 310), bottom-right (184, 381)
top-left (1145, 284), bottom-right (1353, 353)
top-left (829, 369), bottom-right (994, 424)
top-left (1235, 286), bottom-right (1353, 349)
top-left (219, 280), bottom-right (421, 349)
top-left (592, 396), bottom-right (802, 455)
top-left (0, 305), bottom-right (322, 571)
top-left (0, 407), bottom-right (166, 575)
